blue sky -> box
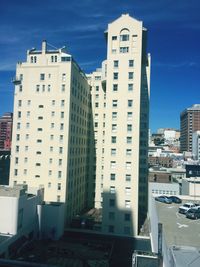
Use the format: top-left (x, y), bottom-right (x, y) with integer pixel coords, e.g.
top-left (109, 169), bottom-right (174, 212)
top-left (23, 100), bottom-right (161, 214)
top-left (0, 0), bottom-right (200, 132)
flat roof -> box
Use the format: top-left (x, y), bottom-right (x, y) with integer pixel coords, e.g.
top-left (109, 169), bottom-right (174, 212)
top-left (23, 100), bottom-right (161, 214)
top-left (156, 199), bottom-right (200, 249)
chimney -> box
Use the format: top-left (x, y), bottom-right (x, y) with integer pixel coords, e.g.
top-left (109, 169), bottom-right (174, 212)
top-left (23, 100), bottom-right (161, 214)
top-left (42, 40), bottom-right (47, 54)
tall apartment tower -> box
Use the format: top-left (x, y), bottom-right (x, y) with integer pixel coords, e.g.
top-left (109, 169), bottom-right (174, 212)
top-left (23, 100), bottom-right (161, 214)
top-left (89, 14), bottom-right (150, 237)
top-left (0, 112), bottom-right (13, 151)
top-left (9, 41), bottom-right (93, 223)
top-left (180, 104), bottom-right (200, 152)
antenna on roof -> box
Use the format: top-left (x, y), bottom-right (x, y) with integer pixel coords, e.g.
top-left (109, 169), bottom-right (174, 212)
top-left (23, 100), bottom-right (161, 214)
top-left (46, 42), bottom-right (59, 50)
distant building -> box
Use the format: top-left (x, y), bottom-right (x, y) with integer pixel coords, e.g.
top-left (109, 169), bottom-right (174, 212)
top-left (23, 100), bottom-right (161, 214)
top-left (185, 164), bottom-right (200, 178)
top-left (148, 156), bottom-right (173, 168)
top-left (192, 131), bottom-right (200, 160)
top-left (0, 151), bottom-right (10, 185)
top-left (180, 104), bottom-right (200, 152)
top-left (182, 177), bottom-right (200, 197)
top-left (0, 113), bottom-right (13, 151)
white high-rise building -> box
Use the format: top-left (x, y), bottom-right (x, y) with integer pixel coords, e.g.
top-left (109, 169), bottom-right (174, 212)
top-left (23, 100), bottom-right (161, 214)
top-left (88, 14), bottom-right (150, 237)
top-left (192, 131), bottom-right (200, 161)
top-left (9, 41), bottom-right (93, 223)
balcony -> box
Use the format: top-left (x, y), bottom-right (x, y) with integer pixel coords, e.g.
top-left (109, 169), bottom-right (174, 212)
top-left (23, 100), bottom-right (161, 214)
top-left (12, 77), bottom-right (21, 85)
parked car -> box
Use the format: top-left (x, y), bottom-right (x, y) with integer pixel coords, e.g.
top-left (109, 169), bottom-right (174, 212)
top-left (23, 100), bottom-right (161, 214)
top-left (186, 207), bottom-right (200, 219)
top-left (155, 195), bottom-right (172, 204)
top-left (178, 202), bottom-right (197, 214)
top-left (168, 196), bottom-right (182, 204)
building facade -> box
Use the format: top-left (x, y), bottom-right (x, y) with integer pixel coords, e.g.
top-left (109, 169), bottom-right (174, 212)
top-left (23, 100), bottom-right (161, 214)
top-left (180, 104), bottom-right (200, 152)
top-left (9, 41), bottom-right (93, 224)
top-left (89, 14), bottom-right (150, 236)
top-left (0, 112), bottom-right (13, 151)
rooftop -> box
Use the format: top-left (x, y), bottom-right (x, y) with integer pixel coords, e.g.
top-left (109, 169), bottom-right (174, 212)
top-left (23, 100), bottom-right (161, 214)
top-left (0, 185), bottom-right (27, 198)
top-left (156, 199), bottom-right (200, 249)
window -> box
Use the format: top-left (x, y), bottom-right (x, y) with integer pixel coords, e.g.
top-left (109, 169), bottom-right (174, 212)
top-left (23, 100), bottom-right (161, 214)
top-left (15, 157), bottom-right (19, 164)
top-left (51, 111), bottom-right (55, 117)
top-left (95, 86), bottom-right (99, 91)
top-left (111, 136), bottom-right (116, 143)
top-left (126, 162), bottom-right (131, 169)
top-left (109, 199), bottom-right (115, 207)
top-left (51, 123), bottom-right (54, 129)
top-left (112, 36), bottom-right (117, 40)
top-left (109, 212), bottom-right (115, 220)
top-left (36, 151), bottom-right (41, 155)
top-left (125, 200), bottom-right (131, 208)
top-left (127, 112), bottom-right (132, 120)
top-left (27, 100), bottom-right (31, 105)
top-left (61, 112), bottom-right (64, 118)
top-left (120, 34), bottom-right (129, 41)
top-left (52, 100), bottom-right (55, 106)
top-left (61, 56), bottom-right (71, 62)
top-left (58, 171), bottom-right (62, 178)
top-left (57, 183), bottom-right (61, 190)
top-left (36, 85), bottom-right (40, 92)
top-left (27, 111), bottom-right (30, 117)
top-left (36, 163), bottom-right (41, 166)
top-left (25, 134), bottom-right (29, 140)
top-left (113, 84), bottom-right (118, 91)
top-left (120, 47), bottom-right (129, 53)
top-left (110, 173), bottom-right (116, 181)
top-left (110, 161), bottom-right (116, 168)
top-left (60, 135), bottom-right (63, 142)
top-left (124, 227), bottom-right (130, 235)
top-left (128, 83), bottom-right (133, 91)
top-left (62, 84), bottom-right (65, 92)
top-left (61, 100), bottom-right (65, 107)
top-left (16, 134), bottom-right (20, 141)
top-left (48, 182), bottom-right (51, 188)
top-left (110, 186), bottom-right (116, 194)
top-left (112, 124), bottom-right (117, 132)
top-left (49, 158), bottom-right (53, 164)
top-left (58, 159), bottom-right (62, 166)
top-left (37, 139), bottom-right (42, 143)
top-left (113, 72), bottom-right (118, 80)
top-left (62, 73), bottom-right (66, 81)
top-left (40, 73), bottom-right (45, 80)
top-left (112, 112), bottom-right (117, 119)
top-left (16, 146), bottom-right (19, 152)
top-left (127, 124), bottom-right (132, 132)
top-left (57, 195), bottom-right (61, 202)
top-left (60, 123), bottom-right (64, 130)
top-left (48, 85), bottom-right (51, 92)
top-left (129, 60), bottom-right (134, 67)
top-left (14, 169), bottom-right (18, 176)
top-left (127, 137), bottom-right (132, 144)
top-left (126, 149), bottom-right (132, 156)
top-left (18, 100), bottom-right (22, 107)
top-left (38, 128), bottom-right (43, 132)
top-left (50, 135), bottom-right (54, 140)
top-left (112, 100), bottom-right (118, 108)
top-left (17, 123), bottom-right (20, 130)
top-left (125, 187), bottom-right (131, 195)
top-left (128, 72), bottom-right (134, 79)
top-left (24, 169), bottom-right (27, 175)
top-left (111, 148), bottom-right (116, 156)
top-left (26, 122), bottom-right (30, 129)
top-left (59, 147), bottom-right (63, 154)
top-left (113, 60), bottom-right (119, 68)
top-left (124, 213), bottom-right (131, 221)
top-left (18, 111), bottom-right (21, 118)
top-left (126, 174), bottom-right (131, 181)
top-left (128, 100), bottom-right (133, 107)
top-left (108, 225), bottom-right (114, 233)
top-left (38, 116), bottom-right (43, 120)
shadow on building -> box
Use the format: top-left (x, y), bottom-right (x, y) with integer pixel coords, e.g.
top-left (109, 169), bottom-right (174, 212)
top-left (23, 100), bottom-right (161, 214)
top-left (0, 151), bottom-right (10, 185)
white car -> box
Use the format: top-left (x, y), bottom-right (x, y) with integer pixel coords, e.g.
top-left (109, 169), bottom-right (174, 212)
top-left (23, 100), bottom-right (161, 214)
top-left (178, 202), bottom-right (197, 214)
